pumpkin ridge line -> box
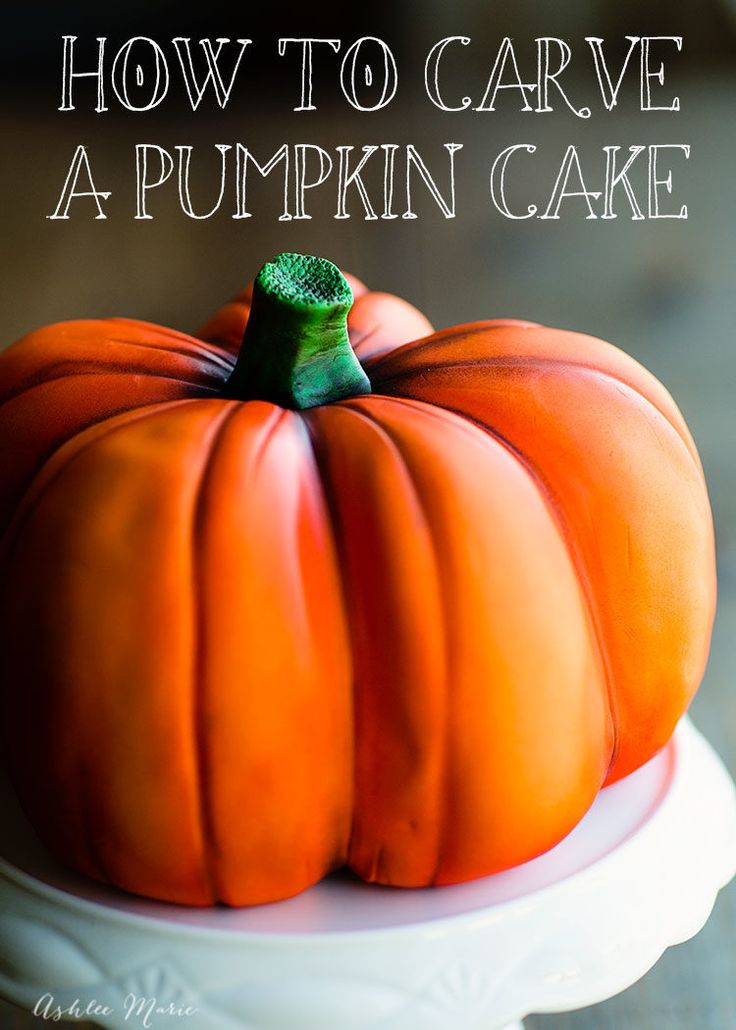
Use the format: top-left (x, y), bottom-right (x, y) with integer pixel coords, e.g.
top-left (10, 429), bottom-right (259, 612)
top-left (374, 356), bottom-right (700, 473)
top-left (97, 318), bottom-right (237, 369)
top-left (353, 324), bottom-right (404, 364)
top-left (371, 394), bottom-right (620, 782)
top-left (301, 410), bottom-right (363, 876)
top-left (248, 407), bottom-right (289, 482)
top-left (0, 368), bottom-right (223, 409)
top-left (298, 410), bottom-right (356, 876)
top-left (365, 323), bottom-right (494, 370)
top-left (334, 401), bottom-right (450, 888)
top-left (347, 323), bottom-right (379, 350)
top-left (105, 335), bottom-right (235, 373)
top-left (190, 401), bottom-right (242, 905)
top-left (349, 323), bottom-right (383, 357)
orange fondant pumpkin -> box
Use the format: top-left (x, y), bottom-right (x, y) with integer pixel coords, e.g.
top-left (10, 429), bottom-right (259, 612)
top-left (0, 254), bottom-right (715, 906)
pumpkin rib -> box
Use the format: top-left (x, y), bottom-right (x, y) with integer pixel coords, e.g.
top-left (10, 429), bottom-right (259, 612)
top-left (298, 410), bottom-right (361, 875)
top-left (105, 322), bottom-right (237, 371)
top-left (101, 332), bottom-right (234, 374)
top-left (348, 322), bottom-right (383, 354)
top-left (0, 399), bottom-right (215, 897)
top-left (347, 293), bottom-right (435, 363)
top-left (0, 368), bottom-right (223, 409)
top-left (198, 302), bottom-right (253, 353)
top-left (287, 408), bottom-right (356, 882)
top-left (0, 400), bottom-right (204, 565)
top-left (365, 322), bottom-right (506, 372)
top-left (370, 393), bottom-right (620, 780)
top-left (384, 358), bottom-right (713, 782)
top-left (249, 406), bottom-right (289, 479)
top-left (340, 394), bottom-right (613, 880)
top-left (304, 402), bottom-right (449, 887)
top-left (2, 322), bottom-right (233, 389)
top-left (300, 407), bottom-right (369, 880)
top-left (69, 316), bottom-right (236, 366)
top-left (337, 401), bottom-right (452, 886)
top-left (0, 381), bottom-right (219, 547)
top-left (190, 400), bottom-right (243, 904)
top-left (103, 339), bottom-right (233, 377)
top-left (372, 352), bottom-right (699, 472)
top-left (351, 323), bottom-right (409, 363)
top-left (198, 402), bottom-right (353, 902)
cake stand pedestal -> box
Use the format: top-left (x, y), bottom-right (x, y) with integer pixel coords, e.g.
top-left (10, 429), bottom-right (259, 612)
top-left (1, 717), bottom-right (734, 1030)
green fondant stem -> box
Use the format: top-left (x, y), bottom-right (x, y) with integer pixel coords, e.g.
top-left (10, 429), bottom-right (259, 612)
top-left (224, 252), bottom-right (372, 409)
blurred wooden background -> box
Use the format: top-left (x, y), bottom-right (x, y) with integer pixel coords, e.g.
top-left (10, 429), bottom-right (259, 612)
top-left (1, 2), bottom-right (735, 1026)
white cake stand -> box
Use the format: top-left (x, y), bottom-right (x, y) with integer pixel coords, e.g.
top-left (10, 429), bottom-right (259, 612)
top-left (0, 717), bottom-right (734, 1030)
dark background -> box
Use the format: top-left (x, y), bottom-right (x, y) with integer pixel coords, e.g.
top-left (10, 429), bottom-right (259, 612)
top-left (1, 2), bottom-right (735, 1026)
